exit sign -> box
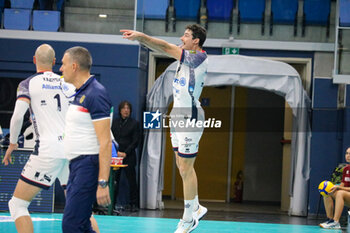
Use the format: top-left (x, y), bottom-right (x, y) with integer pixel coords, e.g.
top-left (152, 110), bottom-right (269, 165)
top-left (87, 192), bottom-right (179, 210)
top-left (222, 47), bottom-right (239, 55)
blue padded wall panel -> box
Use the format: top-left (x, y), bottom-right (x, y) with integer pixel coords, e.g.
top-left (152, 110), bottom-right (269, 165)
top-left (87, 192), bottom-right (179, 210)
top-left (308, 130), bottom-right (342, 214)
top-left (137, 0), bottom-right (168, 19)
top-left (271, 0), bottom-right (298, 24)
top-left (308, 108), bottom-right (343, 214)
top-left (342, 85), bottom-right (350, 157)
top-left (33, 10), bottom-right (60, 31)
top-left (207, 0), bottom-right (234, 21)
top-left (340, 0), bottom-right (350, 27)
top-left (312, 78), bottom-right (338, 109)
top-left (239, 0), bottom-right (265, 22)
top-left (304, 0), bottom-right (330, 25)
top-left (342, 108), bottom-right (350, 155)
top-left (311, 110), bottom-right (341, 133)
top-left (0, 0), bottom-right (4, 9)
top-left (0, 39), bottom-right (140, 71)
top-left (10, 0), bottom-right (34, 9)
top-left (4, 8), bottom-right (31, 30)
top-left (346, 84), bottom-right (350, 107)
top-left (175, 0), bottom-right (200, 20)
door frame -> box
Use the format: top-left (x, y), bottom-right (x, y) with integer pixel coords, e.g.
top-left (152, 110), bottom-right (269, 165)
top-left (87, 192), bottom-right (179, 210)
top-left (148, 52), bottom-right (311, 204)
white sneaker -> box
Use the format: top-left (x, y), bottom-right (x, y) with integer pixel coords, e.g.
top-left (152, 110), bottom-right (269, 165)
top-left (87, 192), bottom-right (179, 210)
top-left (319, 219), bottom-right (333, 228)
top-left (193, 205), bottom-right (207, 221)
top-left (320, 220), bottom-right (341, 229)
top-left (174, 218), bottom-right (198, 233)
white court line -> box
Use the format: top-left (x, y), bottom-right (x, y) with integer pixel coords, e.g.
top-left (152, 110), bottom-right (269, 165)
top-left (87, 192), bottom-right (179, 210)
top-left (0, 216), bottom-right (60, 222)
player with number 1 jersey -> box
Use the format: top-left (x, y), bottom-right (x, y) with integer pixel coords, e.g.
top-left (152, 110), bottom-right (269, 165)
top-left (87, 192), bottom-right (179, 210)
top-left (18, 71), bottom-right (72, 158)
top-left (16, 71), bottom-right (74, 189)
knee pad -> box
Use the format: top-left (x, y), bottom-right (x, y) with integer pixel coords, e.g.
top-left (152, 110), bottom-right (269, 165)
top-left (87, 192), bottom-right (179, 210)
top-left (8, 196), bottom-right (30, 221)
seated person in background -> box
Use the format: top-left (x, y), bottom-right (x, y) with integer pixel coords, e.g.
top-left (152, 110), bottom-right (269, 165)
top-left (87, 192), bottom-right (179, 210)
top-left (111, 101), bottom-right (140, 212)
top-left (320, 147), bottom-right (350, 229)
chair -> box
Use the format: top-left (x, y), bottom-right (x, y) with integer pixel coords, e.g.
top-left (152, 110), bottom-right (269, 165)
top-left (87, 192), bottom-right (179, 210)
top-left (4, 8), bottom-right (31, 30)
top-left (270, 0), bottom-right (298, 35)
top-left (238, 0), bottom-right (265, 34)
top-left (304, 0), bottom-right (330, 25)
top-left (207, 0), bottom-right (234, 21)
top-left (271, 0), bottom-right (298, 23)
top-left (10, 0), bottom-right (34, 9)
top-left (138, 0), bottom-right (168, 19)
top-left (238, 0), bottom-right (265, 22)
top-left (340, 0), bottom-right (350, 27)
top-left (174, 0), bottom-right (200, 20)
top-left (32, 10), bottom-right (60, 31)
top-left (303, 0), bottom-right (331, 37)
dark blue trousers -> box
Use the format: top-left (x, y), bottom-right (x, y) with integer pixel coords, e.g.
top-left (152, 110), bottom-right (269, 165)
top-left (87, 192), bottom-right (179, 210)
top-left (62, 155), bottom-right (99, 233)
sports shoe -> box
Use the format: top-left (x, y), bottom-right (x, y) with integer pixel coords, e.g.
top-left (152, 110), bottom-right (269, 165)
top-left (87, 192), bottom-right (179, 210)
top-left (319, 218), bottom-right (333, 228)
top-left (320, 220), bottom-right (341, 229)
top-left (193, 205), bottom-right (207, 221)
top-left (174, 218), bottom-right (198, 233)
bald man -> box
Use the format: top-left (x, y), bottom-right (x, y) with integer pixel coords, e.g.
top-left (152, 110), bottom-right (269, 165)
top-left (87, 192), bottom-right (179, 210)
top-left (1, 44), bottom-right (101, 233)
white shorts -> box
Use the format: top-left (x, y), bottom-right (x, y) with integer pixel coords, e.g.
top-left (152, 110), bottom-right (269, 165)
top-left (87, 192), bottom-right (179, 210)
top-left (171, 131), bottom-right (203, 157)
top-left (20, 155), bottom-right (69, 190)
top-left (170, 108), bottom-right (204, 158)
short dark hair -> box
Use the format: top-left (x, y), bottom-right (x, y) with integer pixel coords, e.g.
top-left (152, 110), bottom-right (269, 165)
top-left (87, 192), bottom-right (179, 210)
top-left (64, 46), bottom-right (92, 71)
top-left (186, 24), bottom-right (207, 48)
top-left (118, 100), bottom-right (132, 115)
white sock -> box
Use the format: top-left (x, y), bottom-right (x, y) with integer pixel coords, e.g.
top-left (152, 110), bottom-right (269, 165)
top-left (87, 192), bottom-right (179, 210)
top-left (193, 195), bottom-right (199, 211)
top-left (182, 199), bottom-right (195, 222)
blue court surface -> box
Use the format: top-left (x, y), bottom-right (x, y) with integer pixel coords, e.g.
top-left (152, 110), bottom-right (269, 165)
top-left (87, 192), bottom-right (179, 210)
top-left (0, 212), bottom-right (342, 233)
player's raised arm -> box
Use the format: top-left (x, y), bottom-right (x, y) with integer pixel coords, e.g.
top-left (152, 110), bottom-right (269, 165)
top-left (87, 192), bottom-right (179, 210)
top-left (120, 29), bottom-right (182, 60)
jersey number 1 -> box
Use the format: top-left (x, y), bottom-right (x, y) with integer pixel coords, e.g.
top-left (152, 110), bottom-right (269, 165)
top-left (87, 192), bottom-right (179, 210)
top-left (54, 94), bottom-right (61, 111)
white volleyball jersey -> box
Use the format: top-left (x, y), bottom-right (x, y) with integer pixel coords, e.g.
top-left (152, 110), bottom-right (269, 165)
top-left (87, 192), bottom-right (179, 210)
top-left (17, 71), bottom-right (74, 158)
top-left (172, 49), bottom-right (208, 119)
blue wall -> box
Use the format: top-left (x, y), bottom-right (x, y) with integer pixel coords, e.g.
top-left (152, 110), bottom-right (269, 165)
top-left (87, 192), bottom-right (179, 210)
top-left (0, 38), bottom-right (148, 123)
top-left (308, 78), bottom-right (347, 215)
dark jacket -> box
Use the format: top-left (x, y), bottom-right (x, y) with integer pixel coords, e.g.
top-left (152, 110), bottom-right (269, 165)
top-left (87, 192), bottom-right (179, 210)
top-left (111, 117), bottom-right (140, 158)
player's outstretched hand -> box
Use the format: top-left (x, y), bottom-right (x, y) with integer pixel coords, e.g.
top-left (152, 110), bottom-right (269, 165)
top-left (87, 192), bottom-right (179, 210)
top-left (120, 29), bottom-right (143, 41)
top-left (2, 143), bottom-right (18, 166)
top-left (97, 186), bottom-right (111, 207)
